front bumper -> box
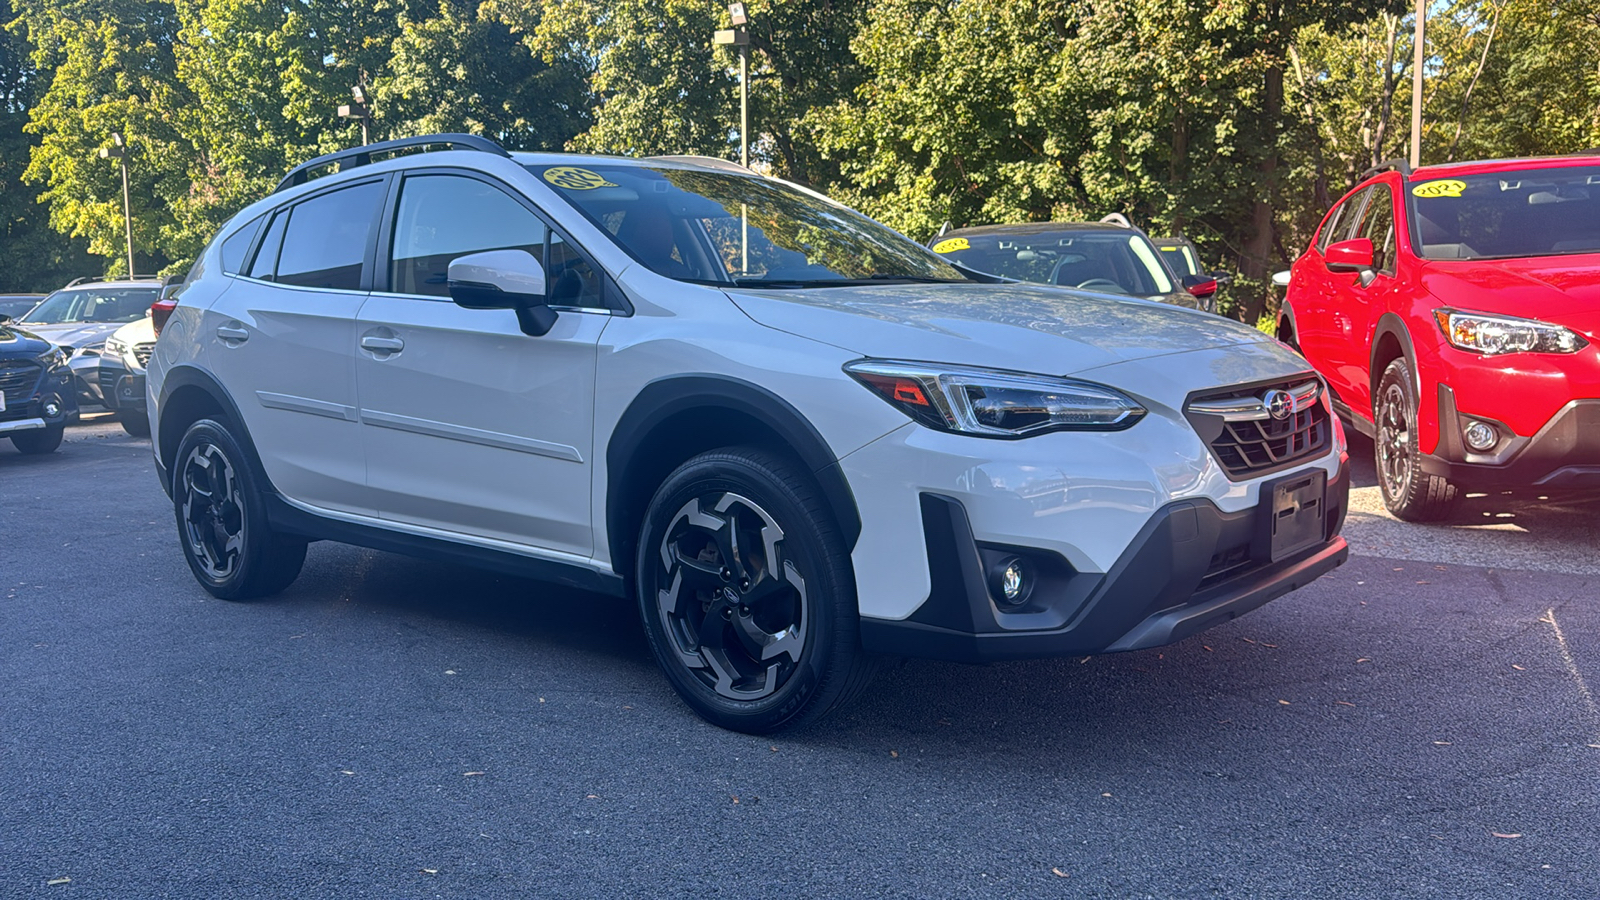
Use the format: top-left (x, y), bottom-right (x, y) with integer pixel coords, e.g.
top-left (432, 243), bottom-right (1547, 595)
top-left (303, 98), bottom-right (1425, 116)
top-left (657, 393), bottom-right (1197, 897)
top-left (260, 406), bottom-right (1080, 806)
top-left (1422, 387), bottom-right (1600, 489)
top-left (94, 354), bottom-right (146, 413)
top-left (859, 457), bottom-right (1349, 663)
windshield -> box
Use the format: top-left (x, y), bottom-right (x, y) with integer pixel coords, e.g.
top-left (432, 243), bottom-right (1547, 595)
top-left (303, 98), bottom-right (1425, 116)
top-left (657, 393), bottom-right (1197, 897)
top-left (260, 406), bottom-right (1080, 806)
top-left (0, 297), bottom-right (40, 319)
top-left (1409, 165), bottom-right (1600, 260)
top-left (21, 287), bottom-right (158, 325)
top-left (526, 163), bottom-right (968, 286)
top-left (931, 230), bottom-right (1175, 295)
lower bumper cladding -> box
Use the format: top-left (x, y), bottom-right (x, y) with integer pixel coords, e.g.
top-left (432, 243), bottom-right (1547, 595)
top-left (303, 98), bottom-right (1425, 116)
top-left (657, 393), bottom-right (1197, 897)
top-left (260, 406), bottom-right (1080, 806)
top-left (859, 458), bottom-right (1349, 663)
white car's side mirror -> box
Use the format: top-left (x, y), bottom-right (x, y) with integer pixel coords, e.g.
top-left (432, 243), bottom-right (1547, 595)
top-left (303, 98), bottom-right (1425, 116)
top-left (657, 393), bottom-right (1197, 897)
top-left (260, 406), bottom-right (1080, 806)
top-left (447, 249), bottom-right (555, 336)
top-left (1271, 270), bottom-right (1292, 287)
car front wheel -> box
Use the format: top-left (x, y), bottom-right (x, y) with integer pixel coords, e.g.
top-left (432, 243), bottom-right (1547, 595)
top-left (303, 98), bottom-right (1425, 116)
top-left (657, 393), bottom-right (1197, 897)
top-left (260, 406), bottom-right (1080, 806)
top-left (636, 447), bottom-right (877, 733)
top-left (172, 418), bottom-right (307, 600)
top-left (1375, 357), bottom-right (1461, 522)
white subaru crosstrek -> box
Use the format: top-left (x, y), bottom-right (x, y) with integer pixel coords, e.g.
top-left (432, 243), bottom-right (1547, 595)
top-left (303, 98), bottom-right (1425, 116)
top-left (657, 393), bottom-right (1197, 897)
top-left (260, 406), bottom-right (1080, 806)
top-left (148, 134), bottom-right (1349, 733)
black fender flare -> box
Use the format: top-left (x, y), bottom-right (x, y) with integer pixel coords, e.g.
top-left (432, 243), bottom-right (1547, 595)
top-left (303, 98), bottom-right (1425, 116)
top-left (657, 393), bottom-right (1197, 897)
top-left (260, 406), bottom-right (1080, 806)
top-left (1369, 312), bottom-right (1421, 404)
top-left (156, 364), bottom-right (274, 496)
top-left (605, 374), bottom-right (863, 573)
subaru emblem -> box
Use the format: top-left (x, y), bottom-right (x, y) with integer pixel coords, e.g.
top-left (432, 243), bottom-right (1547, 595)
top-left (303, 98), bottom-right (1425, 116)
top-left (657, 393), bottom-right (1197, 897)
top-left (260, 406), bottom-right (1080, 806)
top-left (1263, 389), bottom-right (1295, 421)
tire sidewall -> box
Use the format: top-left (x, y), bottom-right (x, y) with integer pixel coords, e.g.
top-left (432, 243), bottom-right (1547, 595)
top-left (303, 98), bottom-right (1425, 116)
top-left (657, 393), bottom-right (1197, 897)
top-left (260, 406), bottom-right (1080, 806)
top-left (1375, 358), bottom-right (1417, 508)
top-left (172, 418), bottom-right (277, 600)
top-left (635, 451), bottom-right (851, 732)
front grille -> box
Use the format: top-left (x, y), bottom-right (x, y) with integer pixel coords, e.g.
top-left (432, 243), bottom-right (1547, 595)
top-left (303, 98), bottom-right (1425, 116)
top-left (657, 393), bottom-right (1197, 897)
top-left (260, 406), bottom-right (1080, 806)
top-left (1187, 377), bottom-right (1331, 480)
top-left (0, 360), bottom-right (42, 408)
top-left (134, 343), bottom-right (154, 367)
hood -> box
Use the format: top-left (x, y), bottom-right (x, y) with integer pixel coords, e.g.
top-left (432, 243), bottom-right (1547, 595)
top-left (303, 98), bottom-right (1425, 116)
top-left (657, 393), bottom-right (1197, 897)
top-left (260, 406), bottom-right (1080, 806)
top-left (17, 321), bottom-right (122, 349)
top-left (1422, 256), bottom-right (1600, 336)
top-left (725, 281), bottom-right (1268, 374)
top-left (0, 323), bottom-right (59, 359)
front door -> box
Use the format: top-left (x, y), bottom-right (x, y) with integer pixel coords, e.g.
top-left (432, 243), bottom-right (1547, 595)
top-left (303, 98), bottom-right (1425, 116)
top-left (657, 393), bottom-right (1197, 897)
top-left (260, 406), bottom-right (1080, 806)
top-left (1324, 183), bottom-right (1400, 416)
top-left (354, 171), bottom-right (607, 557)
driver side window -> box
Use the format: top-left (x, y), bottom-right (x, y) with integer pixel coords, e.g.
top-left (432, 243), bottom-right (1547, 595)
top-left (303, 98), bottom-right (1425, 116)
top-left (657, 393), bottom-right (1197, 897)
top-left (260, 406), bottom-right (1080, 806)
top-left (1356, 185), bottom-right (1397, 274)
top-left (390, 174), bottom-right (546, 298)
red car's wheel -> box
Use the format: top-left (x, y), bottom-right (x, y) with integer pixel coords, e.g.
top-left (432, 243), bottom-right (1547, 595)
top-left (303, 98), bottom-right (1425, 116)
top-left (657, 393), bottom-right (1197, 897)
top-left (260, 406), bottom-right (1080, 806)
top-left (1374, 358), bottom-right (1461, 522)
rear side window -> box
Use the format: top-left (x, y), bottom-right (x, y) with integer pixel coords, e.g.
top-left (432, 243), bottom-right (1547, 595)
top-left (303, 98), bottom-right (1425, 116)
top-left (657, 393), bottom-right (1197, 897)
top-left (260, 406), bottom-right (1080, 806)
top-left (389, 174), bottom-right (546, 297)
top-left (220, 215), bottom-right (264, 275)
top-left (274, 181), bottom-right (385, 290)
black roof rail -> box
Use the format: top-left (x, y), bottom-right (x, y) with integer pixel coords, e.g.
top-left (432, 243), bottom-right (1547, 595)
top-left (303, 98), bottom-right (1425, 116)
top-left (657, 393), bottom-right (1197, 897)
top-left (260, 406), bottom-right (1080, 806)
top-left (1359, 157), bottom-right (1413, 182)
top-left (63, 275), bottom-right (162, 287)
top-left (273, 133), bottom-right (511, 194)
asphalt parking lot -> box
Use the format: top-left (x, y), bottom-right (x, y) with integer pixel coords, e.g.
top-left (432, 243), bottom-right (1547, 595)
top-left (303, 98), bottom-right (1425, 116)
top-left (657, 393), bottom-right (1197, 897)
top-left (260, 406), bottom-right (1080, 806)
top-left (4, 419), bottom-right (1598, 898)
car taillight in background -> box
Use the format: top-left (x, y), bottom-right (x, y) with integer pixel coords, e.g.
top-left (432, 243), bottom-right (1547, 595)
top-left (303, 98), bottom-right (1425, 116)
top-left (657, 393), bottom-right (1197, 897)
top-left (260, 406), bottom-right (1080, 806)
top-left (150, 297), bottom-right (177, 336)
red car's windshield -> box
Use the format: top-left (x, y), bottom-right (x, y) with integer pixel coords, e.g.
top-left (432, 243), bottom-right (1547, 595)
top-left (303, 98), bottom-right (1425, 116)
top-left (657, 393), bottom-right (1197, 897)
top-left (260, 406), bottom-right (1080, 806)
top-left (1408, 165), bottom-right (1600, 261)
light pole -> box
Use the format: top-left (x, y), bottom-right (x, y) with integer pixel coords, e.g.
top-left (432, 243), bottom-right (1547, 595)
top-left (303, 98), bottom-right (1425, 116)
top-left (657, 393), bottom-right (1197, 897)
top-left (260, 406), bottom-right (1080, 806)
top-left (97, 133), bottom-right (135, 278)
top-left (1410, 0), bottom-right (1425, 168)
top-left (338, 71), bottom-right (372, 146)
top-left (714, 4), bottom-right (751, 272)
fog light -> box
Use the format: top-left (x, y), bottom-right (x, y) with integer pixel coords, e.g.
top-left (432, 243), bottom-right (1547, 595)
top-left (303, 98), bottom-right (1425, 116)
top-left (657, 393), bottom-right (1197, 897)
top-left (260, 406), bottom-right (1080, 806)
top-left (43, 401), bottom-right (61, 417)
top-left (1463, 420), bottom-right (1497, 452)
top-left (988, 556), bottom-right (1032, 610)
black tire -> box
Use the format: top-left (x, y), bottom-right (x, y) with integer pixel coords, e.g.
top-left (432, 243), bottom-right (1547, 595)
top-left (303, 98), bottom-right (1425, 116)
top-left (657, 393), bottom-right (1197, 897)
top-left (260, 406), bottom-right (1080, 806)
top-left (635, 446), bottom-right (878, 733)
top-left (118, 409), bottom-right (151, 437)
top-left (1374, 357), bottom-right (1461, 522)
top-left (172, 418), bottom-right (307, 600)
top-left (10, 424), bottom-right (63, 454)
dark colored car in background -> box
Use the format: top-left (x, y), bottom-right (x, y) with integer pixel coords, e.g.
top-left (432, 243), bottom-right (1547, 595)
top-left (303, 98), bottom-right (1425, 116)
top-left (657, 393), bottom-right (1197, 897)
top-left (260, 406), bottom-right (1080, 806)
top-left (13, 278), bottom-right (163, 408)
top-left (0, 319), bottom-right (78, 454)
top-left (1153, 237), bottom-right (1232, 291)
top-left (929, 217), bottom-right (1219, 311)
top-left (0, 294), bottom-right (44, 322)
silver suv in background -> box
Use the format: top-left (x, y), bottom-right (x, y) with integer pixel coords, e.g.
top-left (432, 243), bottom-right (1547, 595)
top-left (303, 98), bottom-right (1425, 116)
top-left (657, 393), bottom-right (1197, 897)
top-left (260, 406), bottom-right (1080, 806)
top-left (149, 134), bottom-right (1348, 733)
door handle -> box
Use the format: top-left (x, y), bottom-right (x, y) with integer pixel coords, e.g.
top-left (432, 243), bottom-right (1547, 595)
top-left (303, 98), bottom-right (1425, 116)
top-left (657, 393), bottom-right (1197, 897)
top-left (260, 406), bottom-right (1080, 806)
top-left (216, 324), bottom-right (249, 343)
top-left (360, 335), bottom-right (405, 353)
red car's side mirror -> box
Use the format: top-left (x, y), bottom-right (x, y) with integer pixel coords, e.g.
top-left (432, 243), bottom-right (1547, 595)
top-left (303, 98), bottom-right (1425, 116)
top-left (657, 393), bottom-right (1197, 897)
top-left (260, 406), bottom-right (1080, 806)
top-left (1324, 238), bottom-right (1375, 273)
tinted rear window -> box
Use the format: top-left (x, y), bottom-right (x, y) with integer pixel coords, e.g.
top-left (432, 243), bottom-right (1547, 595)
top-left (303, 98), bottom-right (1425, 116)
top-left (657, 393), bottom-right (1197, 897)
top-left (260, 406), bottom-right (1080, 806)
top-left (274, 181), bottom-right (385, 290)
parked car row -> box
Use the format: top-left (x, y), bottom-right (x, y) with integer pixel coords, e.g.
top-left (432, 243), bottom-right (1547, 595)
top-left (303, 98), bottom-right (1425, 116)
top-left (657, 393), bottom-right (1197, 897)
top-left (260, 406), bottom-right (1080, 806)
top-left (0, 277), bottom-right (170, 445)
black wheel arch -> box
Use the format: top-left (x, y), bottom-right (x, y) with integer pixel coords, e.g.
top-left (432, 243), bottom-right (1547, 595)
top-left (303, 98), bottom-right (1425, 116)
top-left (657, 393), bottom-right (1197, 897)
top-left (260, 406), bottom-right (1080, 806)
top-left (605, 375), bottom-right (863, 582)
top-left (156, 365), bottom-right (273, 498)
top-left (1369, 313), bottom-right (1421, 408)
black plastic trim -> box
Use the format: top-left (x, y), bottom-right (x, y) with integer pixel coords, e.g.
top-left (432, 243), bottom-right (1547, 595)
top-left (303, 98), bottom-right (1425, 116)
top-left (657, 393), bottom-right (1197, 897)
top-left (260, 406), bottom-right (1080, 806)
top-left (263, 496), bottom-right (626, 597)
top-left (605, 375), bottom-right (863, 572)
top-left (156, 364), bottom-right (269, 498)
top-left (1420, 397), bottom-right (1600, 489)
top-left (860, 460), bottom-right (1350, 663)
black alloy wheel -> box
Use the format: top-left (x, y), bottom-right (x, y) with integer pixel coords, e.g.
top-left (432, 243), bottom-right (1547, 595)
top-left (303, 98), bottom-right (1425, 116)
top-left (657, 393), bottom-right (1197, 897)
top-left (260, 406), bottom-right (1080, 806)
top-left (1374, 357), bottom-right (1461, 522)
top-left (172, 419), bottom-right (307, 600)
top-left (636, 447), bottom-right (878, 733)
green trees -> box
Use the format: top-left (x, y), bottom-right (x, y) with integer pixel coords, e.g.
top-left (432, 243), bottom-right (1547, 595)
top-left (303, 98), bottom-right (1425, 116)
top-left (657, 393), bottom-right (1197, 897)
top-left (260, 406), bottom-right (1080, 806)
top-left (4, 0), bottom-right (1597, 312)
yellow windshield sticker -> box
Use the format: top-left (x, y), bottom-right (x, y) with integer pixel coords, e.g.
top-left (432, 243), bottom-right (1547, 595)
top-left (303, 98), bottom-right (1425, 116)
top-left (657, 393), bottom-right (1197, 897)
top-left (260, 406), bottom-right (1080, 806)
top-left (542, 166), bottom-right (618, 191)
top-left (931, 237), bottom-right (969, 253)
top-left (1412, 180), bottom-right (1466, 199)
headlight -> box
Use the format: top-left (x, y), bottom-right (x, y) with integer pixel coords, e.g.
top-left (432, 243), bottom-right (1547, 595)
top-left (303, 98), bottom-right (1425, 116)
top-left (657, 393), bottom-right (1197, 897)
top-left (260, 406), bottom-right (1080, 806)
top-left (36, 347), bottom-right (65, 367)
top-left (844, 359), bottom-right (1146, 438)
top-left (104, 337), bottom-right (126, 357)
top-left (1433, 309), bottom-right (1588, 356)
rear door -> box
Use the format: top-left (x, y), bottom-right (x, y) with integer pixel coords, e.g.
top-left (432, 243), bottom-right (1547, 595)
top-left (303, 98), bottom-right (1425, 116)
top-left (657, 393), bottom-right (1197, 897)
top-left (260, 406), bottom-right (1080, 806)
top-left (206, 177), bottom-right (386, 513)
top-left (354, 169), bottom-right (609, 556)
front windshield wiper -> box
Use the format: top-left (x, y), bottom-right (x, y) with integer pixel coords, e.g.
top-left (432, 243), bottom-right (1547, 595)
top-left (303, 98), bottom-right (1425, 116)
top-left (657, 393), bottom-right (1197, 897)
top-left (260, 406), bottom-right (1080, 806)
top-left (862, 274), bottom-right (970, 283)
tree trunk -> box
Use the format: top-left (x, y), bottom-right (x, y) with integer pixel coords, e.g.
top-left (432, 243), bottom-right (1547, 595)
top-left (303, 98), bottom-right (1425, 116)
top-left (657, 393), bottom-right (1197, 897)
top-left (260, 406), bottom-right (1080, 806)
top-left (1240, 63), bottom-right (1283, 324)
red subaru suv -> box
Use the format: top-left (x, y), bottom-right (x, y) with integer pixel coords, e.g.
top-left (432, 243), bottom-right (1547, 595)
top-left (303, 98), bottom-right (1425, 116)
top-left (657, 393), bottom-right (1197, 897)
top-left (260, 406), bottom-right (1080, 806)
top-left (1279, 154), bottom-right (1600, 521)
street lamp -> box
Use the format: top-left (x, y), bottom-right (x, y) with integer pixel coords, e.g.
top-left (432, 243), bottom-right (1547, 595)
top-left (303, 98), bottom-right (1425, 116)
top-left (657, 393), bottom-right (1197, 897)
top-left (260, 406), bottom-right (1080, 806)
top-left (338, 73), bottom-right (371, 146)
top-left (714, 4), bottom-right (751, 272)
top-left (97, 132), bottom-right (135, 278)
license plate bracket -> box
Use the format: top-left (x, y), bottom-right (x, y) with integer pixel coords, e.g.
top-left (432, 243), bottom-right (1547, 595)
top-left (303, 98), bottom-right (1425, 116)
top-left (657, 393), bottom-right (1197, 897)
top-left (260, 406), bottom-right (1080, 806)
top-left (1259, 469), bottom-right (1327, 562)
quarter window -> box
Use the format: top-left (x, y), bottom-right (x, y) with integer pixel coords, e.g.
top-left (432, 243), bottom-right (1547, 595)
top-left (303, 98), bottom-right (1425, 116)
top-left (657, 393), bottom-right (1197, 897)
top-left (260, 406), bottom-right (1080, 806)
top-left (274, 180), bottom-right (385, 290)
top-left (248, 211), bottom-right (288, 281)
top-left (220, 215), bottom-right (264, 275)
top-left (389, 174), bottom-right (547, 297)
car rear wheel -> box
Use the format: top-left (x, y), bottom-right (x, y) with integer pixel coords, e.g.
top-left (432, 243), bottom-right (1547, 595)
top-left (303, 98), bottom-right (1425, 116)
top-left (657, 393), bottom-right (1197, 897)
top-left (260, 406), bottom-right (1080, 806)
top-left (118, 410), bottom-right (150, 437)
top-left (636, 447), bottom-right (877, 733)
top-left (172, 418), bottom-right (307, 600)
top-left (10, 424), bottom-right (63, 455)
top-left (1375, 357), bottom-right (1461, 522)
